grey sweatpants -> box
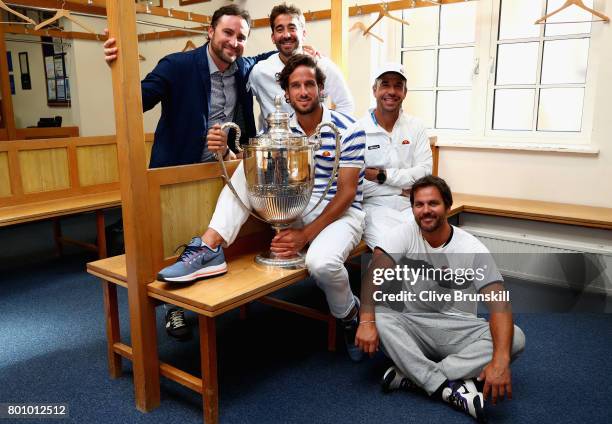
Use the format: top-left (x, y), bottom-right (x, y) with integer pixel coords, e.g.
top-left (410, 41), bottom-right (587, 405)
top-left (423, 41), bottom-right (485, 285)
top-left (376, 311), bottom-right (526, 395)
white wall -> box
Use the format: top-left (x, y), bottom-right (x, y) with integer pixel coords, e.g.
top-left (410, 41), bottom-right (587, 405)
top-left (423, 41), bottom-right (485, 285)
top-left (5, 35), bottom-right (75, 128)
top-left (56, 0), bottom-right (612, 207)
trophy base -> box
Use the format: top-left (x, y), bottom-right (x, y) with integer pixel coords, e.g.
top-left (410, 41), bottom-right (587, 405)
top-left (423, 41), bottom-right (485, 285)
top-left (255, 251), bottom-right (306, 269)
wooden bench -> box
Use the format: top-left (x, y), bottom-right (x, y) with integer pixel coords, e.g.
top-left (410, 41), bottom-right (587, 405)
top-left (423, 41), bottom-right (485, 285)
top-left (0, 134), bottom-right (155, 257)
top-left (85, 157), bottom-right (381, 421)
top-left (452, 193), bottom-right (612, 230)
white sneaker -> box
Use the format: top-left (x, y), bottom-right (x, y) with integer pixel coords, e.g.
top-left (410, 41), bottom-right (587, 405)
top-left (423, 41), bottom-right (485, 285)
top-left (442, 379), bottom-right (486, 422)
top-left (381, 366), bottom-right (417, 393)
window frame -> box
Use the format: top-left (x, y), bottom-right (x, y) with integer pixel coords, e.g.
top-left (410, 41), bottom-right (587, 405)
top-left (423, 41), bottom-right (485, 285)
top-left (395, 0), bottom-right (599, 147)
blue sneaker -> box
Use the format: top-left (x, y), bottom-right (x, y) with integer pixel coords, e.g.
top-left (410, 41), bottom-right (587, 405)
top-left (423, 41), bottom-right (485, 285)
top-left (341, 296), bottom-right (364, 362)
top-left (157, 237), bottom-right (227, 283)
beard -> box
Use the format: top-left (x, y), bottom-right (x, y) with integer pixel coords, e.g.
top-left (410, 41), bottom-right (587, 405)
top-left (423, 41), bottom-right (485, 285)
top-left (209, 38), bottom-right (239, 65)
top-left (415, 213), bottom-right (443, 233)
top-left (275, 37), bottom-right (300, 57)
top-left (292, 97), bottom-right (319, 115)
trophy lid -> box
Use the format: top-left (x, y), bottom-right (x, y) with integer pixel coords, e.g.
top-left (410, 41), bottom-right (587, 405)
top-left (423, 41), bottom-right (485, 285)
top-left (265, 95), bottom-right (291, 131)
top-left (251, 96), bottom-right (307, 147)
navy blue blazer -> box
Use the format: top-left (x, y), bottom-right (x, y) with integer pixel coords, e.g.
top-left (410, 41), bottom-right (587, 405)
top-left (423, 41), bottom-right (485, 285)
top-left (141, 44), bottom-right (273, 168)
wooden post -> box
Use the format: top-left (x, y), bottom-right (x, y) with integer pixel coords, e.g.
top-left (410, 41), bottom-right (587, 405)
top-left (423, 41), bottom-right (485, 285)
top-left (105, 0), bottom-right (160, 412)
top-left (331, 0), bottom-right (349, 78)
top-left (0, 25), bottom-right (17, 140)
top-left (199, 315), bottom-right (219, 424)
top-left (103, 281), bottom-right (123, 378)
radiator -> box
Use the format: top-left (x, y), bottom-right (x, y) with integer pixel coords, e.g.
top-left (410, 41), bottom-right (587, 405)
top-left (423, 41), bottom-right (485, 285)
top-left (460, 226), bottom-right (612, 295)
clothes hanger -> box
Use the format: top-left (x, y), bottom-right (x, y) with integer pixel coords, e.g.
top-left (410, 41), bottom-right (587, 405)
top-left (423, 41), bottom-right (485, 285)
top-left (349, 21), bottom-right (384, 42)
top-left (535, 0), bottom-right (609, 24)
top-left (363, 3), bottom-right (410, 36)
top-left (182, 39), bottom-right (197, 52)
top-left (34, 1), bottom-right (97, 34)
top-left (0, 0), bottom-right (37, 25)
top-left (139, 54), bottom-right (146, 61)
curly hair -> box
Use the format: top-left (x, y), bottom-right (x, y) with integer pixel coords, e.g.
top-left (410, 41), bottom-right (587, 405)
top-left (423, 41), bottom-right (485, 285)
top-left (276, 54), bottom-right (326, 92)
top-left (269, 3), bottom-right (305, 32)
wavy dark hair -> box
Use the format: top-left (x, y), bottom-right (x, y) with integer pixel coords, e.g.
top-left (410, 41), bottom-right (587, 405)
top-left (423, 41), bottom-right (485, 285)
top-left (211, 4), bottom-right (251, 29)
top-left (410, 175), bottom-right (453, 209)
top-left (276, 54), bottom-right (326, 92)
top-left (269, 3), bottom-right (305, 31)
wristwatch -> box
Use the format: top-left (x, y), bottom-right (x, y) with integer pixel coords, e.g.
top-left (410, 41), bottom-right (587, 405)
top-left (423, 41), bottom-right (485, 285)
top-left (376, 169), bottom-right (387, 184)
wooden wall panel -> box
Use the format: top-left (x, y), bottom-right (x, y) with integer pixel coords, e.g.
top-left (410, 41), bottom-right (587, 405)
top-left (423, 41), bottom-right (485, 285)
top-left (77, 144), bottom-right (119, 186)
top-left (160, 178), bottom-right (224, 258)
top-left (0, 152), bottom-right (11, 197)
top-left (19, 148), bottom-right (70, 193)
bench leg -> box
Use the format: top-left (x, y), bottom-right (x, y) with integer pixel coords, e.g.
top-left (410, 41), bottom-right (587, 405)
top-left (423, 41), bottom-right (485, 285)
top-left (327, 316), bottom-right (337, 352)
top-left (199, 315), bottom-right (218, 424)
top-left (102, 280), bottom-right (122, 378)
top-left (96, 210), bottom-right (108, 259)
top-left (52, 218), bottom-right (63, 257)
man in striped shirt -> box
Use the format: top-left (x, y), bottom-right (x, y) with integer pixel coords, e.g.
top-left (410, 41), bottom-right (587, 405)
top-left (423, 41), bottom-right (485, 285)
top-left (158, 54), bottom-right (367, 361)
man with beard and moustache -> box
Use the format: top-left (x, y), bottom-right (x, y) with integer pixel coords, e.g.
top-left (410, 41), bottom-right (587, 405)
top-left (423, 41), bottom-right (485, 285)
top-left (103, 5), bottom-right (274, 341)
top-left (157, 54), bottom-right (368, 362)
top-left (355, 175), bottom-right (526, 423)
top-left (104, 5), bottom-right (274, 167)
top-left (248, 3), bottom-right (354, 130)
top-left (358, 63), bottom-right (432, 255)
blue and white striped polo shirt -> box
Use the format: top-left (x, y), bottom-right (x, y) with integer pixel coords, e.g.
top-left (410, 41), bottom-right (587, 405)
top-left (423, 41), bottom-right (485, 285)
top-left (289, 105), bottom-right (366, 210)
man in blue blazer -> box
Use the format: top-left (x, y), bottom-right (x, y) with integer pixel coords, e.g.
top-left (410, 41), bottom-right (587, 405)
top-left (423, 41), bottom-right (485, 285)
top-left (104, 4), bottom-right (274, 168)
top-left (104, 4), bottom-right (273, 339)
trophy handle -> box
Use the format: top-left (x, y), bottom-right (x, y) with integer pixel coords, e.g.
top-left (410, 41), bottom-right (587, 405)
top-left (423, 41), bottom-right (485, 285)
top-left (215, 122), bottom-right (269, 225)
top-left (302, 121), bottom-right (341, 218)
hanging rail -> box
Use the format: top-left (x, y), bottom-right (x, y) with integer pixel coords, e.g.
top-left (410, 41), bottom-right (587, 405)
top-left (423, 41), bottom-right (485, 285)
top-left (7, 0), bottom-right (211, 24)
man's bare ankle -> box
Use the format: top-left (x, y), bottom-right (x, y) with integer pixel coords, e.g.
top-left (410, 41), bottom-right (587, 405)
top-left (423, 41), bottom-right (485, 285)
top-left (202, 230), bottom-right (223, 249)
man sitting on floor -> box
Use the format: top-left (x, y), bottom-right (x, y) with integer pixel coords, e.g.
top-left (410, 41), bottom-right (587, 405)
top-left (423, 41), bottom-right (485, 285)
top-left (158, 54), bottom-right (368, 361)
top-left (356, 175), bottom-right (526, 422)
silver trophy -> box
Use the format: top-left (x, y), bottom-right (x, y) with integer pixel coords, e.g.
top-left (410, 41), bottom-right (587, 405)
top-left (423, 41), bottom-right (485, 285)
top-left (217, 96), bottom-right (341, 268)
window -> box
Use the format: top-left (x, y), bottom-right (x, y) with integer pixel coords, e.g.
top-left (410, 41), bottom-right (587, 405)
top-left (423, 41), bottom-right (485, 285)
top-left (398, 0), bottom-right (596, 144)
top-left (490, 0), bottom-right (592, 134)
top-left (401, 2), bottom-right (478, 130)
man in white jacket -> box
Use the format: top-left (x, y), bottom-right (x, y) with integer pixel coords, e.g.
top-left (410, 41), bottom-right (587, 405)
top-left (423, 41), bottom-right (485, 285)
top-left (359, 63), bottom-right (432, 254)
top-left (248, 3), bottom-right (354, 129)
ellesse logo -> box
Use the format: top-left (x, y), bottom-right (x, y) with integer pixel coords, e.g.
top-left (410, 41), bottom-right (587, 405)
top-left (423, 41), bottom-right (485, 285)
top-left (402, 139), bottom-right (411, 145)
top-left (323, 151), bottom-right (331, 157)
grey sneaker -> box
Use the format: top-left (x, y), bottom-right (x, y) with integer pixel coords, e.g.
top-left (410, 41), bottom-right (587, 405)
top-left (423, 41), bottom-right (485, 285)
top-left (381, 366), bottom-right (417, 393)
top-left (157, 237), bottom-right (227, 283)
top-left (442, 379), bottom-right (486, 422)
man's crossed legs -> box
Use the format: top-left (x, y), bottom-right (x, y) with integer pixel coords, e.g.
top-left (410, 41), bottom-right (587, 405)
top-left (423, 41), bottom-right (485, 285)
top-left (377, 311), bottom-right (525, 422)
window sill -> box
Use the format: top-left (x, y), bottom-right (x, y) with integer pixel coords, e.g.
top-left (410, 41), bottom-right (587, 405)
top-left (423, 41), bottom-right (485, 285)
top-left (434, 138), bottom-right (599, 155)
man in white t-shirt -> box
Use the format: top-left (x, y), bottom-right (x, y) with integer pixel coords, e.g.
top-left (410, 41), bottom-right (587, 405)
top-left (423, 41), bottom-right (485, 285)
top-left (359, 63), bottom-right (432, 254)
top-left (248, 3), bottom-right (354, 130)
top-left (356, 176), bottom-right (525, 422)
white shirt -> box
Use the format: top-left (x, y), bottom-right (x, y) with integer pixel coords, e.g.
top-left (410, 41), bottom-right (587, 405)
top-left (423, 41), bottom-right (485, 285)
top-left (358, 109), bottom-right (432, 199)
top-left (248, 53), bottom-right (354, 130)
top-left (398, 223), bottom-right (503, 317)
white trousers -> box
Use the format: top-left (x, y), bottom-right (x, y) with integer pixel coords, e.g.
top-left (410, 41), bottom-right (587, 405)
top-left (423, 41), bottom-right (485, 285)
top-left (363, 195), bottom-right (413, 253)
top-left (209, 161), bottom-right (365, 318)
